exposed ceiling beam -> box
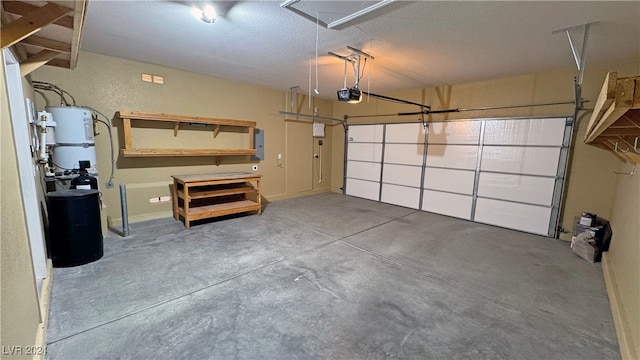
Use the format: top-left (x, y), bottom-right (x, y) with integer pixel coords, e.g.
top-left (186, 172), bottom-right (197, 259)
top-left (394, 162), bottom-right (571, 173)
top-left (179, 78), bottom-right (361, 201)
top-left (20, 50), bottom-right (59, 76)
top-left (22, 35), bottom-right (71, 53)
top-left (2, 1), bottom-right (75, 29)
top-left (1, 3), bottom-right (73, 49)
top-left (47, 58), bottom-right (71, 69)
top-left (69, 0), bottom-right (88, 69)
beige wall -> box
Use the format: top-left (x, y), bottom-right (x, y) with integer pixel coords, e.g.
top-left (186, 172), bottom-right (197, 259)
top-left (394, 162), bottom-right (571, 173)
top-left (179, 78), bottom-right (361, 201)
top-left (32, 51), bottom-right (333, 224)
top-left (1, 53), bottom-right (42, 360)
top-left (606, 166), bottom-right (640, 359)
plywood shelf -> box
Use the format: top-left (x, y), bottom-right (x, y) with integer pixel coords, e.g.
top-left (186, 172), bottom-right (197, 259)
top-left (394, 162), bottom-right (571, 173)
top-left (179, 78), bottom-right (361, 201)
top-left (119, 110), bottom-right (256, 158)
top-left (178, 184), bottom-right (254, 200)
top-left (121, 148), bottom-right (257, 157)
top-left (584, 72), bottom-right (640, 164)
top-left (181, 200), bottom-right (261, 221)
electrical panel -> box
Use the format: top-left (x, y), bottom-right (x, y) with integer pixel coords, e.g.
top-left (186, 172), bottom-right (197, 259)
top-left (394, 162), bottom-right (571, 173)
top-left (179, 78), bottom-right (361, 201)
top-left (253, 128), bottom-right (265, 160)
top-left (313, 122), bottom-right (325, 137)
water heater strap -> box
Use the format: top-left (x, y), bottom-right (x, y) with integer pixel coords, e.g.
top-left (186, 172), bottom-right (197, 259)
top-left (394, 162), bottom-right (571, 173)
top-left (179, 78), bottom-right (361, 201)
top-left (54, 143), bottom-right (96, 147)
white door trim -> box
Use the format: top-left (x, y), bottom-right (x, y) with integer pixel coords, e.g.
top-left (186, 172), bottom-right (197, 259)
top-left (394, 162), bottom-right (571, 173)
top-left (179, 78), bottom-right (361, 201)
top-left (3, 48), bottom-right (48, 296)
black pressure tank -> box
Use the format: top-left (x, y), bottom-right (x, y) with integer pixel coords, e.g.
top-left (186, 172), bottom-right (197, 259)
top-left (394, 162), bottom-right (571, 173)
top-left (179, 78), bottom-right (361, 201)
top-left (46, 189), bottom-right (103, 267)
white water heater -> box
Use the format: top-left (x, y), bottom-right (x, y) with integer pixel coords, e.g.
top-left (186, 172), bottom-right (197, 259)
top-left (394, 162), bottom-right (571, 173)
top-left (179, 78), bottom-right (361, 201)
top-left (46, 106), bottom-right (98, 174)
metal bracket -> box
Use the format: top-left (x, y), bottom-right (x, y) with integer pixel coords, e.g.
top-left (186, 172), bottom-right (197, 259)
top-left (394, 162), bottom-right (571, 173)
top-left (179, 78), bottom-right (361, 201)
top-left (552, 22), bottom-right (597, 86)
top-left (553, 22), bottom-right (597, 129)
top-left (329, 46), bottom-right (374, 89)
top-left (289, 86), bottom-right (300, 112)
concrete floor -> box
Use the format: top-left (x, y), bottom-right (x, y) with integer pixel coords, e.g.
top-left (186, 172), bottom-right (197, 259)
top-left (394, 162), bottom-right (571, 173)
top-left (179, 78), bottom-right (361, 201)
top-left (45, 192), bottom-right (619, 359)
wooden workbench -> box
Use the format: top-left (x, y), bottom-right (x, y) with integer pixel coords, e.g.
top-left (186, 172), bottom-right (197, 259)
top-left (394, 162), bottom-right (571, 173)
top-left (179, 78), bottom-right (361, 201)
top-left (172, 172), bottom-right (262, 228)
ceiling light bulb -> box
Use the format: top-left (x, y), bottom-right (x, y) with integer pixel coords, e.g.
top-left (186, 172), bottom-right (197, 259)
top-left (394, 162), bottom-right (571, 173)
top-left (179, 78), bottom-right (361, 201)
top-left (202, 4), bottom-right (217, 22)
top-left (192, 4), bottom-right (217, 24)
top-left (191, 6), bottom-right (202, 19)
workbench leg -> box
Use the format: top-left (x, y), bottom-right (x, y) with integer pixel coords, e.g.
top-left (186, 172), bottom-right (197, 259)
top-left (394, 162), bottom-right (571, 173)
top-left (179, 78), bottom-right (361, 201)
top-left (172, 179), bottom-right (179, 221)
top-left (256, 178), bottom-right (262, 215)
top-left (184, 183), bottom-right (191, 229)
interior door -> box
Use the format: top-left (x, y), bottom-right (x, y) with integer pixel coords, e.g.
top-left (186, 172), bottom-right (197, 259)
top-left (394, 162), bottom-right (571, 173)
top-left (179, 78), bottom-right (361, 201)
top-left (286, 120), bottom-right (313, 194)
top-left (3, 48), bottom-right (48, 296)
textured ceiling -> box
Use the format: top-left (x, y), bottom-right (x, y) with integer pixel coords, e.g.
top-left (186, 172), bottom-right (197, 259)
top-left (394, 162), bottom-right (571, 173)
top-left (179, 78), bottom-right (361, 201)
top-left (80, 1), bottom-right (640, 98)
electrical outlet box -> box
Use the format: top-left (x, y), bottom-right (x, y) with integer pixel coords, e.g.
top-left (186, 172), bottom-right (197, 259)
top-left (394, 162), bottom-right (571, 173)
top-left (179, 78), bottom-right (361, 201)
top-left (253, 128), bottom-right (264, 160)
top-left (152, 75), bottom-right (164, 84)
top-left (149, 196), bottom-right (171, 204)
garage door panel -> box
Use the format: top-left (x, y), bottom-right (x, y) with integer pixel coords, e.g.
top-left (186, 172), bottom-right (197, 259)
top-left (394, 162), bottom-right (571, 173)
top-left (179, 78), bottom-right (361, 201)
top-left (347, 143), bottom-right (383, 162)
top-left (384, 143), bottom-right (425, 165)
top-left (483, 118), bottom-right (565, 146)
top-left (381, 184), bottom-right (420, 209)
top-left (347, 124), bottom-right (383, 143)
top-left (345, 118), bottom-right (568, 237)
top-left (386, 123), bottom-right (425, 143)
top-left (347, 161), bottom-right (381, 182)
top-left (383, 164), bottom-right (422, 187)
top-left (428, 121), bottom-right (481, 144)
top-left (481, 146), bottom-right (560, 176)
top-left (422, 190), bottom-right (472, 220)
top-left (426, 145), bottom-right (478, 170)
top-left (346, 178), bottom-right (380, 201)
top-left (424, 168), bottom-right (475, 195)
top-left (474, 198), bottom-right (551, 235)
top-left (478, 173), bottom-right (555, 206)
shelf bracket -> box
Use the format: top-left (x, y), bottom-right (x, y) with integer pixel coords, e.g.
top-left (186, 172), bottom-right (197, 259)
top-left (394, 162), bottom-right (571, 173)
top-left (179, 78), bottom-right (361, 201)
top-left (213, 125), bottom-right (220, 138)
top-left (173, 122), bottom-right (180, 137)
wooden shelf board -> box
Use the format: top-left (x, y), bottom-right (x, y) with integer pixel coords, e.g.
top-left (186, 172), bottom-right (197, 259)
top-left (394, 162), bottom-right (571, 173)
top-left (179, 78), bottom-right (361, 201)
top-left (179, 185), bottom-right (253, 199)
top-left (184, 200), bottom-right (260, 220)
top-left (121, 148), bottom-right (257, 157)
top-left (119, 110), bottom-right (256, 127)
top-left (173, 172), bottom-right (260, 183)
top-left (585, 74), bottom-right (639, 144)
top-left (584, 72), bottom-right (640, 164)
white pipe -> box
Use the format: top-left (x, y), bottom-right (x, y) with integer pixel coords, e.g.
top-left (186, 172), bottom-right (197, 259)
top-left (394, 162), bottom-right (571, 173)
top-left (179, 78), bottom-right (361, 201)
top-left (39, 123), bottom-right (47, 161)
top-left (318, 149), bottom-right (322, 183)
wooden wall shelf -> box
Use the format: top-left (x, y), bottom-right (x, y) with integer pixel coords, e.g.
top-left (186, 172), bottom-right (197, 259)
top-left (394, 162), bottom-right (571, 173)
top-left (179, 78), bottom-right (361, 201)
top-left (119, 110), bottom-right (257, 158)
top-left (584, 72), bottom-right (640, 163)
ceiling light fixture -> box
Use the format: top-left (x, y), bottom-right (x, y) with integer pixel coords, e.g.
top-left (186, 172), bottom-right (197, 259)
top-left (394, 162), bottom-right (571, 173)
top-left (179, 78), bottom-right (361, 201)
top-left (191, 4), bottom-right (218, 24)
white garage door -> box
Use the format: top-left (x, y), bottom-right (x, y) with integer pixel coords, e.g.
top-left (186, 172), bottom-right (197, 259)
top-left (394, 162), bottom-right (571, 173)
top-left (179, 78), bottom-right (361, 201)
top-left (345, 124), bottom-right (383, 201)
top-left (345, 117), bottom-right (571, 237)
